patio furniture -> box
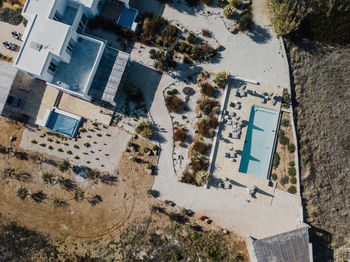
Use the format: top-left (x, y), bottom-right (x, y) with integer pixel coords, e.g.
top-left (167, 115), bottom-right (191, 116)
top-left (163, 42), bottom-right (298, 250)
top-left (234, 103), bottom-right (241, 109)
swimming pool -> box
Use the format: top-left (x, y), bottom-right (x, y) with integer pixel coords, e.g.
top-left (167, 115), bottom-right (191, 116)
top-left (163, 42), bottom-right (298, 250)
top-left (45, 110), bottom-right (81, 137)
top-left (239, 106), bottom-right (280, 179)
top-left (117, 8), bottom-right (138, 30)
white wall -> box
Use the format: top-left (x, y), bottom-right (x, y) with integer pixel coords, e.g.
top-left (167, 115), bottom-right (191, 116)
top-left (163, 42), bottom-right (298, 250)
top-left (48, 0), bottom-right (66, 19)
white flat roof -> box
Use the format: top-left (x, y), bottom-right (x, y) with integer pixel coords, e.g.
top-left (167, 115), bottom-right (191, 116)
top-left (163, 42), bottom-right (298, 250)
top-left (23, 0), bottom-right (55, 18)
top-left (15, 15), bottom-right (70, 75)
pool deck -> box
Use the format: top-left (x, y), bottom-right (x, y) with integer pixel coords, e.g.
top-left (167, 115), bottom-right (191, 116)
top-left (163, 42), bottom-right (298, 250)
top-left (209, 80), bottom-right (283, 205)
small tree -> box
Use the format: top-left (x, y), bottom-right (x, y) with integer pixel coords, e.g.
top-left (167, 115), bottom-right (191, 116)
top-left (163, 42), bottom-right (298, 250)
top-left (280, 175), bottom-right (289, 186)
top-left (135, 120), bottom-right (153, 139)
top-left (273, 152), bottom-right (280, 168)
top-left (288, 143), bottom-right (296, 153)
top-left (165, 95), bottom-right (183, 113)
top-left (287, 185), bottom-right (297, 194)
top-left (59, 160), bottom-right (70, 172)
top-left (271, 173), bottom-right (278, 181)
top-left (17, 187), bottom-right (28, 200)
top-left (213, 71), bottom-right (229, 88)
top-left (223, 4), bottom-right (236, 18)
top-left (187, 31), bottom-right (197, 44)
top-left (288, 166), bottom-right (296, 176)
top-left (239, 10), bottom-right (254, 31)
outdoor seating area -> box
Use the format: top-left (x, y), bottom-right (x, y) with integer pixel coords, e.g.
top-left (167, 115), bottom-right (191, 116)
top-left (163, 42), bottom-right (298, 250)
top-left (210, 80), bottom-right (283, 201)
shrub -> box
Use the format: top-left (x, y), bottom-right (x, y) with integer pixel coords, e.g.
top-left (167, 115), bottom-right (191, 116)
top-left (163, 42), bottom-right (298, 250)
top-left (39, 143), bottom-right (46, 147)
top-left (201, 28), bottom-right (211, 37)
top-left (0, 8), bottom-right (22, 25)
top-left (213, 71), bottom-right (229, 88)
top-left (271, 173), bottom-right (277, 181)
top-left (174, 127), bottom-right (187, 142)
top-left (279, 135), bottom-right (289, 146)
top-left (195, 170), bottom-right (209, 185)
top-left (192, 141), bottom-right (207, 154)
top-left (165, 95), bottom-right (183, 113)
top-left (17, 187), bottom-right (28, 200)
top-left (267, 0), bottom-right (304, 36)
top-left (272, 152), bottom-right (280, 168)
top-left (146, 188), bottom-right (158, 197)
top-left (289, 161), bottom-right (295, 167)
top-left (287, 185), bottom-right (297, 194)
top-left (288, 143), bottom-right (296, 153)
top-left (282, 89), bottom-right (290, 106)
top-left (217, 0), bottom-right (229, 7)
top-left (281, 119), bottom-right (289, 127)
top-left (124, 83), bottom-right (143, 102)
top-left (291, 176), bottom-right (297, 184)
top-left (167, 88), bottom-right (178, 96)
top-left (200, 82), bottom-right (216, 97)
top-left (163, 24), bottom-right (178, 38)
top-left (134, 120), bottom-right (153, 139)
top-left (42, 173), bottom-right (55, 184)
top-left (197, 97), bottom-right (217, 115)
top-left (30, 139), bottom-right (37, 144)
top-left (48, 145), bottom-right (53, 150)
top-left (66, 150), bottom-right (72, 155)
top-left (230, 0), bottom-right (241, 7)
top-left (57, 148), bottom-right (63, 152)
top-left (197, 118), bottom-right (210, 137)
top-left (239, 10), bottom-right (254, 31)
top-left (142, 15), bottom-right (168, 36)
top-left (59, 160), bottom-right (70, 172)
top-left (223, 4), bottom-right (236, 18)
top-left (151, 49), bottom-right (176, 71)
top-left (187, 31), bottom-right (197, 44)
top-left (280, 175), bottom-right (289, 186)
top-left (83, 142), bottom-right (90, 148)
top-left (288, 166), bottom-right (296, 176)
top-left (146, 163), bottom-right (152, 169)
top-left (191, 154), bottom-right (209, 172)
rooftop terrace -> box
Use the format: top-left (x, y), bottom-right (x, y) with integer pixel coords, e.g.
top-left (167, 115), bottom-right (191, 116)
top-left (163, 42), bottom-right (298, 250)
top-left (52, 36), bottom-right (104, 95)
top-left (61, 6), bottom-right (78, 26)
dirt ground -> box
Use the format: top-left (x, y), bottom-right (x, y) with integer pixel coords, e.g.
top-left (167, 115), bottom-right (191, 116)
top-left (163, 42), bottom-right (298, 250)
top-left (0, 116), bottom-right (248, 260)
top-left (0, 116), bottom-right (157, 239)
top-left (274, 112), bottom-right (297, 192)
top-left (285, 36), bottom-right (350, 261)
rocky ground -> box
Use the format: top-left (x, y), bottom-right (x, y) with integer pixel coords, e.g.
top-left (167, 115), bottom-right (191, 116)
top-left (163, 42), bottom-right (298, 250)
top-left (284, 36), bottom-right (350, 261)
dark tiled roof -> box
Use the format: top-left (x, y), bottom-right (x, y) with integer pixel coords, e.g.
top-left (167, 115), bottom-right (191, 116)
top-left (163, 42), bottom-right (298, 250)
top-left (253, 226), bottom-right (311, 262)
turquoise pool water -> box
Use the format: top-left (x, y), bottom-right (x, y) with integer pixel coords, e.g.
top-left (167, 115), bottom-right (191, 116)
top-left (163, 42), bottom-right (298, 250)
top-left (45, 111), bottom-right (80, 138)
top-left (239, 106), bottom-right (279, 178)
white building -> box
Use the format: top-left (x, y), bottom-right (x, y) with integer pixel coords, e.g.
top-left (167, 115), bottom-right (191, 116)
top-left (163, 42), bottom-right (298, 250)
top-left (14, 0), bottom-right (131, 104)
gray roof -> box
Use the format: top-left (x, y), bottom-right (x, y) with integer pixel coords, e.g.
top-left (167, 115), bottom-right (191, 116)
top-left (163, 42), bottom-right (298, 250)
top-left (89, 47), bottom-right (129, 105)
top-left (0, 61), bottom-right (18, 114)
top-left (253, 226), bottom-right (312, 262)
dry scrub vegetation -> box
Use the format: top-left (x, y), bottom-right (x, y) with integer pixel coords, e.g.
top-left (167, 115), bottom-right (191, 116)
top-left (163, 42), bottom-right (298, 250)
top-left (285, 37), bottom-right (350, 261)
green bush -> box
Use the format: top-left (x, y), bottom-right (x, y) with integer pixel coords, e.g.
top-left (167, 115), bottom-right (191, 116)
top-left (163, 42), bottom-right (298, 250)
top-left (213, 71), bottom-right (229, 88)
top-left (192, 141), bottom-right (207, 154)
top-left (187, 32), bottom-right (197, 44)
top-left (290, 176), bottom-right (297, 184)
top-left (289, 161), bottom-right (295, 167)
top-left (0, 8), bottom-right (23, 25)
top-left (230, 0), bottom-right (241, 7)
top-left (42, 173), bottom-right (55, 184)
top-left (239, 10), bottom-right (254, 31)
top-left (272, 152), bottom-right (280, 168)
top-left (163, 24), bottom-right (178, 38)
top-left (17, 187), bottom-right (28, 200)
top-left (280, 175), bottom-right (289, 186)
top-left (271, 173), bottom-right (277, 181)
top-left (288, 143), bottom-right (296, 153)
top-left (223, 4), bottom-right (236, 18)
top-left (288, 166), bottom-right (296, 176)
top-left (150, 49), bottom-right (176, 71)
top-left (281, 119), bottom-right (290, 127)
top-left (279, 135), bottom-right (289, 145)
top-left (287, 185), bottom-right (297, 194)
top-left (135, 120), bottom-right (153, 139)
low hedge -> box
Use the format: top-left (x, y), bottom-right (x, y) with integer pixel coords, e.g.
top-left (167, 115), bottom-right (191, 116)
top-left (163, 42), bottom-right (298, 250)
top-left (0, 8), bottom-right (23, 25)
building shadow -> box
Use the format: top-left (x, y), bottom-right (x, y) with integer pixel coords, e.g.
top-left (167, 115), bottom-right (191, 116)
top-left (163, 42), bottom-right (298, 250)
top-left (248, 25), bottom-right (272, 44)
top-left (131, 0), bottom-right (166, 16)
top-left (309, 226), bottom-right (334, 261)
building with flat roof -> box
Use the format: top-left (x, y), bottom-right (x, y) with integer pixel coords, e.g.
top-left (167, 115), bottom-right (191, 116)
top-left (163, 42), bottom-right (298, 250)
top-left (14, 0), bottom-right (131, 104)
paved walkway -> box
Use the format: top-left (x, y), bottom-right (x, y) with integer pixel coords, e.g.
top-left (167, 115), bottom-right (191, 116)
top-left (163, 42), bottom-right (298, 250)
top-left (136, 0), bottom-right (302, 238)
